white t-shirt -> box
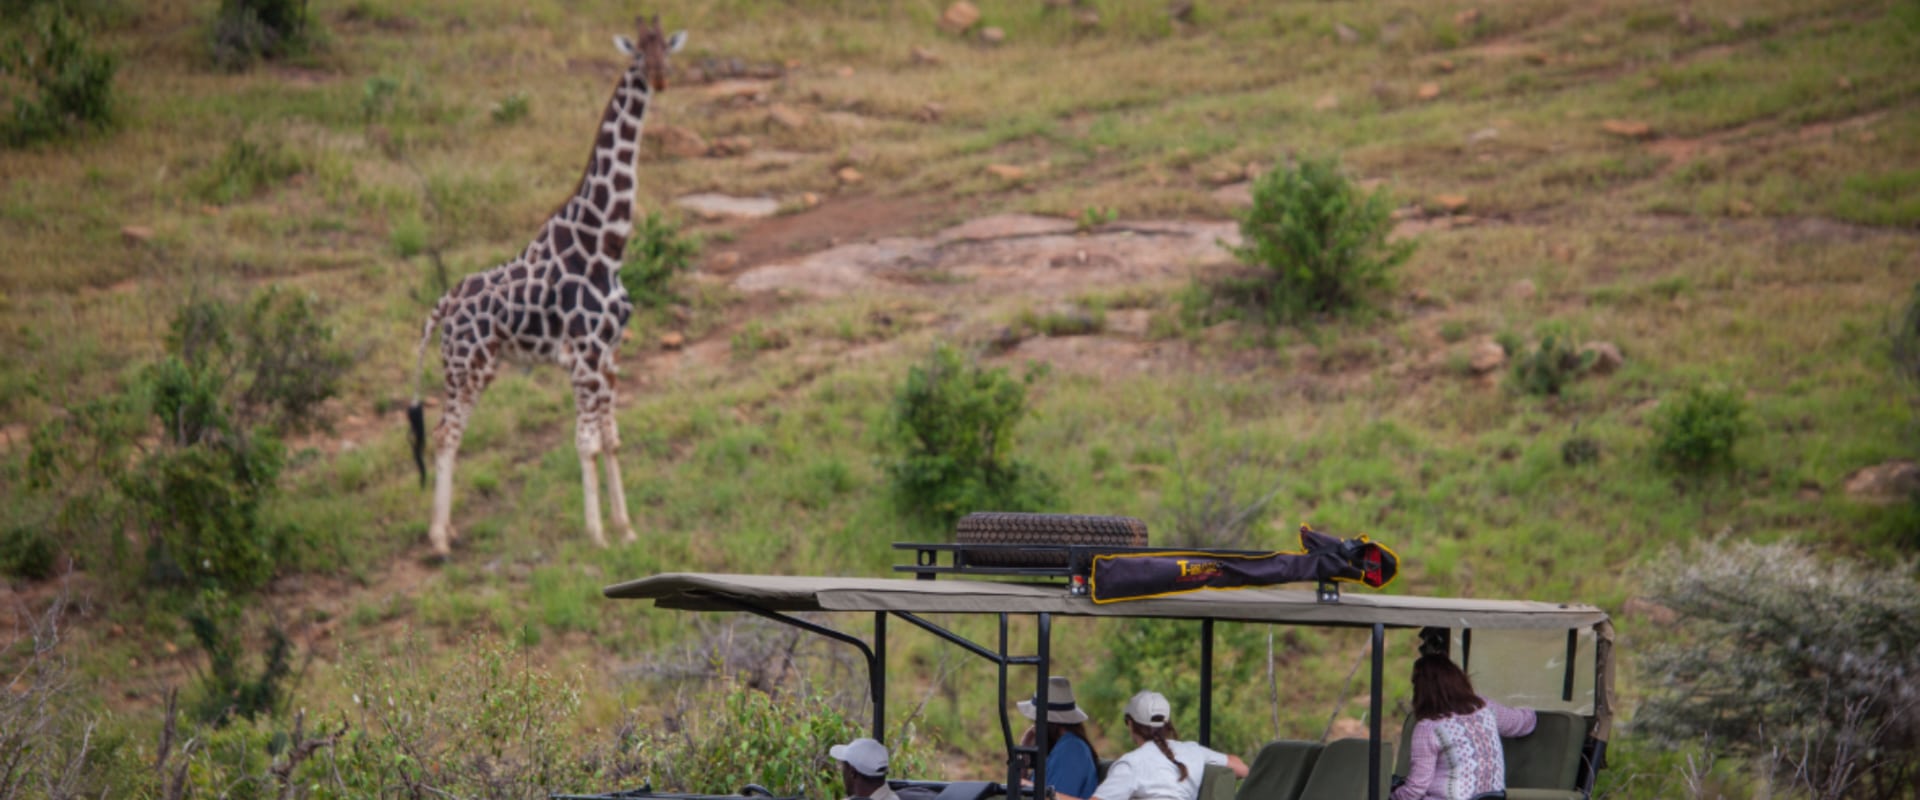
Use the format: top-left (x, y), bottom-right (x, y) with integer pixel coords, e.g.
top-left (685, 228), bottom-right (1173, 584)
top-left (1091, 740), bottom-right (1229, 800)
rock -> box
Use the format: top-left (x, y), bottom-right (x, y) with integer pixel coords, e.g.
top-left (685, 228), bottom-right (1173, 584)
top-left (979, 26), bottom-right (1005, 44)
top-left (986, 164), bottom-right (1026, 181)
top-left (910, 46), bottom-right (942, 65)
top-left (799, 191), bottom-right (821, 208)
top-left (1467, 127), bottom-right (1500, 144)
top-left (674, 193), bottom-right (780, 220)
top-left (1313, 92), bottom-right (1340, 111)
top-left (1327, 717), bottom-right (1368, 740)
top-left (655, 124), bottom-right (708, 159)
top-left (1469, 339), bottom-right (1507, 373)
top-left (1835, 75), bottom-right (1852, 91)
top-left (1524, 50), bottom-right (1551, 65)
top-left (915, 102), bottom-right (945, 123)
top-left (1843, 460), bottom-right (1920, 502)
top-left (1433, 193), bottom-right (1469, 213)
top-left (1208, 169), bottom-right (1237, 186)
top-left (1210, 182), bottom-right (1253, 208)
top-left (1622, 597), bottom-right (1677, 626)
top-left (835, 65), bottom-right (856, 78)
top-left (1434, 58), bottom-right (1456, 73)
top-left (1169, 0), bottom-right (1196, 23)
top-left (707, 135), bottom-right (753, 157)
top-left (705, 79), bottom-right (771, 103)
top-left (1549, 243), bottom-right (1575, 262)
top-left (1729, 199), bottom-right (1756, 216)
top-left (1601, 119), bottom-right (1653, 139)
top-left (939, 1), bottom-right (981, 34)
top-left (837, 166), bottom-right (864, 184)
top-left (1508, 279), bottom-right (1537, 301)
top-left (1454, 8), bottom-right (1481, 26)
top-left (120, 225), bottom-right (155, 244)
top-left (1334, 22), bottom-right (1360, 43)
top-left (1074, 9), bottom-right (1101, 27)
top-left (767, 103), bottom-right (808, 129)
top-left (708, 251), bottom-right (743, 273)
top-left (660, 332), bottom-right (686, 350)
top-left (1417, 82), bottom-right (1441, 101)
top-left (1580, 341), bottom-right (1624, 374)
top-left (1580, 33), bottom-right (1603, 45)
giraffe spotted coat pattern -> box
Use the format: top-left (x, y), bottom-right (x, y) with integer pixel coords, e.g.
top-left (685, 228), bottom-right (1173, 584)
top-left (408, 17), bottom-right (686, 557)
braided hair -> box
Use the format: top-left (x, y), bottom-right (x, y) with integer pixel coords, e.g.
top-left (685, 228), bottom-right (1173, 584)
top-left (1127, 717), bottom-right (1187, 782)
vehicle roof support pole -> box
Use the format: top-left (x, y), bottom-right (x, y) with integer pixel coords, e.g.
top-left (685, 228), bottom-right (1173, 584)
top-left (1000, 614), bottom-right (1018, 797)
top-left (1461, 627), bottom-right (1472, 671)
top-left (1562, 628), bottom-right (1578, 702)
top-left (1369, 622), bottom-right (1384, 800)
top-left (1034, 613), bottom-right (1053, 800)
top-left (1199, 618), bottom-right (1215, 747)
top-left (874, 611), bottom-right (888, 739)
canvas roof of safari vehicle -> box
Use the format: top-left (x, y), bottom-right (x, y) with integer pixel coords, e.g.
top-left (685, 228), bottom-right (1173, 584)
top-left (603, 572), bottom-right (1610, 630)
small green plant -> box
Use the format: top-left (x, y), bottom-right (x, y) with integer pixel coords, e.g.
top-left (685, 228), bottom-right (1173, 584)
top-left (1561, 435), bottom-right (1600, 466)
top-left (184, 590), bottom-right (293, 726)
top-left (0, 524), bottom-right (58, 579)
top-left (1, 7), bottom-right (117, 146)
top-left (885, 344), bottom-right (1056, 527)
top-left (1651, 384), bottom-right (1749, 474)
top-left (1075, 205), bottom-right (1118, 232)
top-left (730, 321), bottom-right (790, 357)
top-left (1222, 155), bottom-right (1413, 325)
top-left (209, 0), bottom-right (313, 71)
top-left (1510, 333), bottom-right (1595, 397)
top-left (195, 136), bottom-right (304, 205)
top-left (620, 211), bottom-right (702, 310)
top-left (490, 91), bottom-right (530, 124)
top-left (1016, 305), bottom-right (1104, 337)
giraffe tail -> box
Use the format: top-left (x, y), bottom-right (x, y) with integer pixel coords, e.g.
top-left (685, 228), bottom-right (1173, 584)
top-left (407, 307), bottom-right (443, 489)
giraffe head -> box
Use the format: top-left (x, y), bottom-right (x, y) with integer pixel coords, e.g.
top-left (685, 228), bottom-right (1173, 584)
top-left (614, 15), bottom-right (686, 92)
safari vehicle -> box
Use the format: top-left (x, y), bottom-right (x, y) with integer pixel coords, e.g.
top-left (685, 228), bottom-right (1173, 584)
top-left (567, 514), bottom-right (1615, 800)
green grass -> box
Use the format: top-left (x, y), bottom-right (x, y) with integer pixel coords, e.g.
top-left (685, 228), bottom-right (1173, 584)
top-left (2, 0), bottom-right (1919, 795)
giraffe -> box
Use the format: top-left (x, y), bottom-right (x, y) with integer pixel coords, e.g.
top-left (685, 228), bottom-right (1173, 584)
top-left (406, 16), bottom-right (686, 558)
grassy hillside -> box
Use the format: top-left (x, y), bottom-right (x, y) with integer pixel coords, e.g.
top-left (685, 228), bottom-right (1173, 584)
top-left (2, 0), bottom-right (1918, 796)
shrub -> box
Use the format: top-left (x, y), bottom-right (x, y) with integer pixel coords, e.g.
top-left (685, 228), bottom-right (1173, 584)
top-left (885, 344), bottom-right (1056, 526)
top-left (1561, 434), bottom-right (1600, 466)
top-left (194, 136), bottom-right (304, 205)
top-left (184, 590), bottom-right (293, 726)
top-left (1510, 332), bottom-right (1595, 396)
top-left (0, 524), bottom-right (58, 579)
top-left (0, 7), bottom-right (117, 146)
top-left (1895, 282), bottom-right (1920, 386)
top-left (621, 211), bottom-right (702, 311)
top-left (1222, 156), bottom-right (1413, 324)
top-left (1636, 539), bottom-right (1920, 799)
top-left (209, 0), bottom-right (312, 71)
top-left (1651, 384), bottom-right (1749, 474)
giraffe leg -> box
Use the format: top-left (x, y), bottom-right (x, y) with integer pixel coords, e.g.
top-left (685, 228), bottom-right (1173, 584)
top-left (573, 375), bottom-right (610, 549)
top-left (427, 395), bottom-right (471, 558)
top-left (600, 409), bottom-right (635, 544)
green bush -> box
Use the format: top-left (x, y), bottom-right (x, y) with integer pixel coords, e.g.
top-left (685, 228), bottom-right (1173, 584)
top-left (1510, 332), bottom-right (1595, 396)
top-left (621, 211), bottom-right (702, 311)
top-left (1, 7), bottom-right (117, 146)
top-left (121, 430), bottom-right (283, 590)
top-left (885, 344), bottom-right (1056, 527)
top-left (209, 0), bottom-right (312, 71)
top-left (1561, 435), bottom-right (1600, 466)
top-left (1222, 156), bottom-right (1413, 324)
top-left (0, 524), bottom-right (58, 579)
top-left (1651, 384), bottom-right (1749, 474)
top-left (1636, 539), bottom-right (1920, 798)
top-left (184, 590), bottom-right (293, 726)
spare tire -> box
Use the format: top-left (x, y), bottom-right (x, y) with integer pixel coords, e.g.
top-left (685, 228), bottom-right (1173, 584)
top-left (955, 512), bottom-right (1149, 568)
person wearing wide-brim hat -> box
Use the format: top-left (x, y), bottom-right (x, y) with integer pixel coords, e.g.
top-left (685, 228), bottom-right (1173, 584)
top-left (1015, 676), bottom-right (1102, 800)
top-left (1081, 691), bottom-right (1249, 800)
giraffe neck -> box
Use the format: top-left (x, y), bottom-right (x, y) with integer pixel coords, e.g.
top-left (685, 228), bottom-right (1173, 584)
top-left (570, 65), bottom-right (653, 240)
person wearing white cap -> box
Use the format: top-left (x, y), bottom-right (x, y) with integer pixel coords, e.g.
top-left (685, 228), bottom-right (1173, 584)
top-left (830, 737), bottom-right (895, 800)
top-left (1071, 691), bottom-right (1248, 800)
top-left (1015, 676), bottom-right (1101, 800)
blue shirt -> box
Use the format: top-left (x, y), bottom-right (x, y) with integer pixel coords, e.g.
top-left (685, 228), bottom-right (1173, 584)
top-left (1044, 730), bottom-right (1099, 799)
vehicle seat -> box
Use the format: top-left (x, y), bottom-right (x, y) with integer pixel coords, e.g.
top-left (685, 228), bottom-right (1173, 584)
top-left (1234, 740), bottom-right (1320, 800)
top-left (1199, 762), bottom-right (1239, 800)
top-left (1502, 711), bottom-right (1588, 800)
top-left (928, 782), bottom-right (997, 800)
top-left (1295, 738), bottom-right (1393, 800)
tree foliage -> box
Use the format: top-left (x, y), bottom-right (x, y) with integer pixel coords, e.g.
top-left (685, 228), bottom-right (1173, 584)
top-left (1220, 155), bottom-right (1412, 325)
top-left (885, 344), bottom-right (1056, 527)
top-left (1636, 539), bottom-right (1920, 800)
top-left (1, 6), bottom-right (116, 146)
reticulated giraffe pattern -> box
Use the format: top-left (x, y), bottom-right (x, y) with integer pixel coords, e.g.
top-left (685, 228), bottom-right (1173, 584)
top-left (408, 16), bottom-right (686, 557)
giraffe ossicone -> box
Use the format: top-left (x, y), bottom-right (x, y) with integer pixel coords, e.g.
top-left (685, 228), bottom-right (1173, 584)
top-left (407, 15), bottom-right (686, 558)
